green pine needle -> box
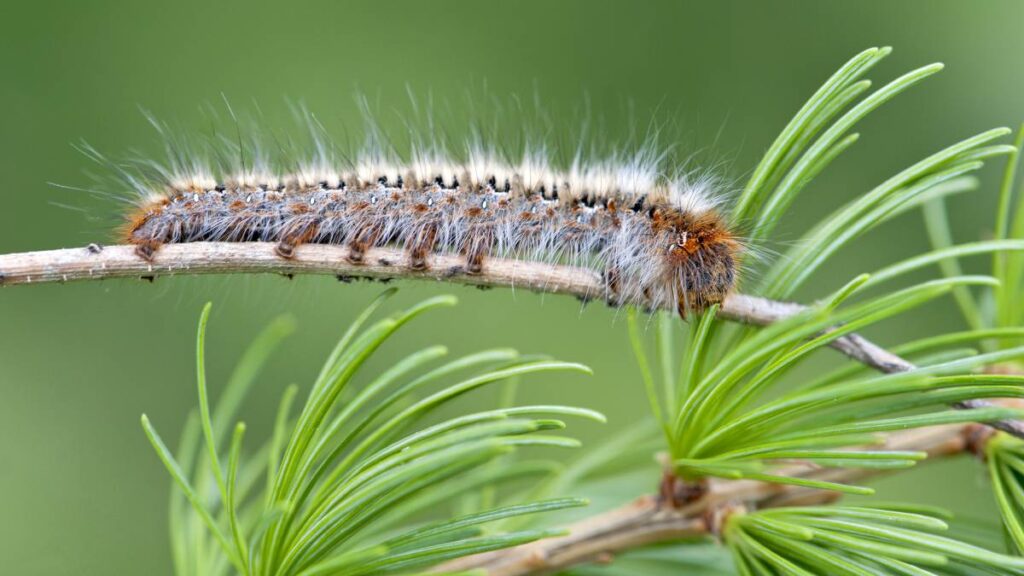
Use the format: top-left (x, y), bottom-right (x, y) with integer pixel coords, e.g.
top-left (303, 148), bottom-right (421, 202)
top-left (142, 293), bottom-right (600, 576)
top-left (725, 506), bottom-right (1024, 574)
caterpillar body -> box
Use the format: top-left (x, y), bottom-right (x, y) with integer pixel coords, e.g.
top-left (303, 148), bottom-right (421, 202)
top-left (120, 149), bottom-right (740, 315)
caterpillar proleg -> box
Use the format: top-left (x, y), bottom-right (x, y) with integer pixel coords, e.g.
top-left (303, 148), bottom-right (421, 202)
top-left (115, 118), bottom-right (740, 316)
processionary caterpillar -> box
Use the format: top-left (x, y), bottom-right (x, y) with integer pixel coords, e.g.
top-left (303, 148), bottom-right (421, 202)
top-left (117, 128), bottom-right (740, 317)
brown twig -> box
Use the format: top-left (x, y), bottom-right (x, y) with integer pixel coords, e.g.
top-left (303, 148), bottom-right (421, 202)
top-left (436, 424), bottom-right (975, 575)
top-left (3, 242), bottom-right (1023, 439)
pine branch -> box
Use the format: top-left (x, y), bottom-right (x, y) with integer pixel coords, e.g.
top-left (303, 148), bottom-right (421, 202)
top-left (435, 424), bottom-right (983, 576)
top-left (3, 242), bottom-right (1022, 439)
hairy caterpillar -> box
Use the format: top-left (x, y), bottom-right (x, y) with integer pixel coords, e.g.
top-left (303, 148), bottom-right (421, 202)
top-left (116, 128), bottom-right (740, 315)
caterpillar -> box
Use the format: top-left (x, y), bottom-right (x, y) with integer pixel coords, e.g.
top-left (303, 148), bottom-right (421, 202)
top-left (116, 132), bottom-right (740, 316)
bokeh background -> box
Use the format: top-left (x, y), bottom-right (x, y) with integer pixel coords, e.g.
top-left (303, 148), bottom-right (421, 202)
top-left (2, 1), bottom-right (1022, 573)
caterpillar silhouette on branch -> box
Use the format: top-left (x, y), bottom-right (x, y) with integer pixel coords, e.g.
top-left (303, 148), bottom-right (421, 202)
top-left (117, 130), bottom-right (740, 316)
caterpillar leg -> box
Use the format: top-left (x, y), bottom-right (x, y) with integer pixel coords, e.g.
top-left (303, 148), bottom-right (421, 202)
top-left (602, 266), bottom-right (623, 307)
top-left (132, 240), bottom-right (162, 261)
top-left (347, 240), bottom-right (368, 264)
top-left (346, 226), bottom-right (380, 265)
top-left (462, 230), bottom-right (492, 275)
top-left (274, 241), bottom-right (297, 259)
top-left (275, 230), bottom-right (316, 259)
top-left (673, 257), bottom-right (734, 319)
top-left (407, 224), bottom-right (438, 270)
top-left (274, 214), bottom-right (319, 259)
top-left (465, 249), bottom-right (486, 274)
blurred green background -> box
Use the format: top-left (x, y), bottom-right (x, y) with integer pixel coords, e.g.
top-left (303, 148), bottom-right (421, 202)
top-left (1, 1), bottom-right (1022, 573)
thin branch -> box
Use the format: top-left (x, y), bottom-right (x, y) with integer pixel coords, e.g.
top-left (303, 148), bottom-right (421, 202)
top-left (436, 424), bottom-right (981, 575)
top-left (3, 242), bottom-right (1023, 440)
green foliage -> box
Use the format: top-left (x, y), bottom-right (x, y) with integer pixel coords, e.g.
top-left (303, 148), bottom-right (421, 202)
top-left (988, 433), bottom-right (1024, 555)
top-left (631, 277), bottom-right (1024, 494)
top-left (732, 46), bottom-right (1015, 301)
top-left (915, 123), bottom-right (1024, 342)
top-left (912, 123), bottom-right (1024, 553)
top-left (630, 47), bottom-right (1024, 492)
top-left (624, 46), bottom-right (1024, 573)
top-left (994, 125), bottom-right (1024, 336)
top-left (141, 291), bottom-right (602, 576)
top-left (724, 506), bottom-right (1024, 574)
